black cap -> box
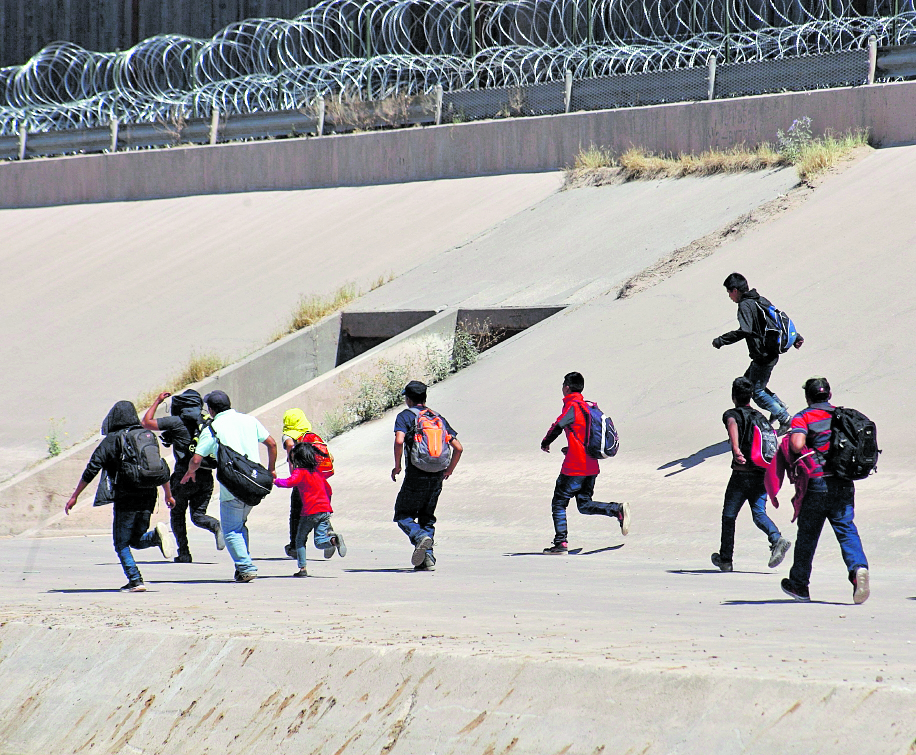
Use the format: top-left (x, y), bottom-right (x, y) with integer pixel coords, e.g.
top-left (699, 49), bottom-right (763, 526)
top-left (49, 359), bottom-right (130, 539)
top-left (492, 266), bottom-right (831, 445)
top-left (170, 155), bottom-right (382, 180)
top-left (403, 381), bottom-right (427, 401)
top-left (204, 389), bottom-right (231, 413)
top-left (803, 376), bottom-right (831, 402)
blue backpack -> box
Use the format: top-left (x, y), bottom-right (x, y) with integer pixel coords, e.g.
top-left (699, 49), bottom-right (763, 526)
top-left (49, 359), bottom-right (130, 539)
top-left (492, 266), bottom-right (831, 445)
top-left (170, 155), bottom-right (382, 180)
top-left (755, 301), bottom-right (798, 356)
top-left (577, 401), bottom-right (619, 460)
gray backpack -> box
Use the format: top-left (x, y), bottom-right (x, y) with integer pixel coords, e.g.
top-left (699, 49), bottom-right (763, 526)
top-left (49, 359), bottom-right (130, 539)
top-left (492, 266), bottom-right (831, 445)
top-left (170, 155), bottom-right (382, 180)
top-left (407, 407), bottom-right (453, 473)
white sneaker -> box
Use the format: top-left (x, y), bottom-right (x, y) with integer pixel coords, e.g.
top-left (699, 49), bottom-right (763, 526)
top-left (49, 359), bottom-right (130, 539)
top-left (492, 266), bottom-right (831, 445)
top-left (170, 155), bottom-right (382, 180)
top-left (156, 522), bottom-right (175, 560)
top-left (853, 567), bottom-right (870, 604)
top-left (411, 536), bottom-right (433, 567)
top-left (617, 502), bottom-right (631, 536)
top-left (768, 537), bottom-right (791, 568)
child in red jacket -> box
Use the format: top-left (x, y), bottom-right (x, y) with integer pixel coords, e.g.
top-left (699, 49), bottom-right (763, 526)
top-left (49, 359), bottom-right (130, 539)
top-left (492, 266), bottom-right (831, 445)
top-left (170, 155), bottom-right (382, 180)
top-left (273, 442), bottom-right (346, 577)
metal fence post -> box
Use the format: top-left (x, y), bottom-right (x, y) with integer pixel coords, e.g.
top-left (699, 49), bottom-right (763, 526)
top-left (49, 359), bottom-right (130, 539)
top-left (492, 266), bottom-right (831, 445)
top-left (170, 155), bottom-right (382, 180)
top-left (565, 70), bottom-right (573, 113)
top-left (707, 54), bottom-right (717, 100)
top-left (18, 126), bottom-right (27, 160)
top-left (109, 119), bottom-right (119, 152)
top-left (868, 36), bottom-right (877, 85)
top-left (435, 85), bottom-right (443, 125)
top-left (470, 0), bottom-right (478, 88)
top-left (317, 96), bottom-right (325, 136)
top-left (209, 109), bottom-right (220, 145)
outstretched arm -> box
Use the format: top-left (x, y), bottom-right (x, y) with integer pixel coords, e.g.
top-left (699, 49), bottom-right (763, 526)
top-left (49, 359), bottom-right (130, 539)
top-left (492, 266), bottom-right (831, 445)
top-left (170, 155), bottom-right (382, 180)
top-left (263, 436), bottom-right (278, 479)
top-left (181, 454), bottom-right (203, 484)
top-left (141, 392), bottom-right (170, 431)
top-left (64, 478), bottom-right (90, 514)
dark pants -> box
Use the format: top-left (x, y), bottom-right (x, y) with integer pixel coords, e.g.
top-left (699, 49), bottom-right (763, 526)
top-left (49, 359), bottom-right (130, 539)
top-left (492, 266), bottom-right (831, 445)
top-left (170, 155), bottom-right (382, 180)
top-left (170, 468), bottom-right (218, 557)
top-left (551, 474), bottom-right (623, 545)
top-left (788, 477), bottom-right (868, 589)
top-left (718, 470), bottom-right (781, 562)
top-left (112, 508), bottom-right (159, 584)
top-left (393, 474), bottom-right (443, 553)
top-left (744, 358), bottom-right (789, 422)
top-left (288, 487), bottom-right (302, 546)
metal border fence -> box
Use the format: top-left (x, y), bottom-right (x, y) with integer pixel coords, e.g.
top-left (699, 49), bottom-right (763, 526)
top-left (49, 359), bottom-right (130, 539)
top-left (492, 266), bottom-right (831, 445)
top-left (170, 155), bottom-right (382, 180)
top-left (1, 42), bottom-right (910, 162)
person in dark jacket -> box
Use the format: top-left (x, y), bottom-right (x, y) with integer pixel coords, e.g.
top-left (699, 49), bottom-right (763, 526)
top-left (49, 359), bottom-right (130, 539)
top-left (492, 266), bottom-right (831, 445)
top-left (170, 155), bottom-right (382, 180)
top-left (540, 372), bottom-right (630, 554)
top-left (64, 400), bottom-right (176, 592)
top-left (142, 390), bottom-right (223, 563)
top-left (712, 273), bottom-right (804, 434)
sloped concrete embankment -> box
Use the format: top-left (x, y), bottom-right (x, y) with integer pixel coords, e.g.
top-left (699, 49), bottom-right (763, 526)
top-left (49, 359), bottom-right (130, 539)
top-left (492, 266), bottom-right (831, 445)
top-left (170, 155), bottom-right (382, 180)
top-left (0, 623), bottom-right (912, 755)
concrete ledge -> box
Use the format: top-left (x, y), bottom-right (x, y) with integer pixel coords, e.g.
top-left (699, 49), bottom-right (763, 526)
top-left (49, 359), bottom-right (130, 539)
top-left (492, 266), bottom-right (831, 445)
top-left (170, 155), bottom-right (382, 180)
top-left (0, 623), bottom-right (911, 755)
top-left (2, 81), bottom-right (916, 209)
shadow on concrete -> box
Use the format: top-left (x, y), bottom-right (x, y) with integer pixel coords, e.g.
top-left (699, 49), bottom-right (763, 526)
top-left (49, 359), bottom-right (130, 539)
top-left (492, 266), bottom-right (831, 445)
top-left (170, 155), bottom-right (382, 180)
top-left (722, 599), bottom-right (849, 606)
top-left (95, 561), bottom-right (221, 566)
top-left (658, 441), bottom-right (730, 477)
top-left (504, 548), bottom-right (584, 556)
top-left (344, 568), bottom-right (417, 573)
top-left (668, 569), bottom-right (770, 575)
top-left (580, 545), bottom-right (625, 555)
top-left (49, 588), bottom-right (124, 593)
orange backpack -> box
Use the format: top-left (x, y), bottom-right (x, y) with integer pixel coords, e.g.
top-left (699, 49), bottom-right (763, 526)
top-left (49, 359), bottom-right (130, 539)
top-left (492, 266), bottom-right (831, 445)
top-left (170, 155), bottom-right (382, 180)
top-left (302, 431), bottom-right (334, 477)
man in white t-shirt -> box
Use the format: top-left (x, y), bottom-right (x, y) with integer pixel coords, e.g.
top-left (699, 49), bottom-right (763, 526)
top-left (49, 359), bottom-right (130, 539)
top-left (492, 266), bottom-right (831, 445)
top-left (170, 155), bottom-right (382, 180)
top-left (181, 390), bottom-right (277, 582)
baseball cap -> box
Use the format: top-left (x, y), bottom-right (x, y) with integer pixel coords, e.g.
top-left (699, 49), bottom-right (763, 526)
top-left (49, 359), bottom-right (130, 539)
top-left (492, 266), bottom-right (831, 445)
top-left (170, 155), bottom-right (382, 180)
top-left (802, 376), bottom-right (831, 401)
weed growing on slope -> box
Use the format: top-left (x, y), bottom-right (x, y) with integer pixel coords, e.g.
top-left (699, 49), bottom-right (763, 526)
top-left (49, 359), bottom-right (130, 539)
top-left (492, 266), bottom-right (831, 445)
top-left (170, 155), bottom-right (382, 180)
top-left (136, 352), bottom-right (228, 409)
top-left (792, 128), bottom-right (869, 182)
top-left (46, 417), bottom-right (66, 457)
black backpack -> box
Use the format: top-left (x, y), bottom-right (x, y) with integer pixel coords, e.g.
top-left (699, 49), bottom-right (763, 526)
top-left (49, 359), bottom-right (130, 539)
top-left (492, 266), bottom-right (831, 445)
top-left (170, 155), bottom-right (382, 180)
top-left (736, 406), bottom-right (778, 468)
top-left (118, 427), bottom-right (171, 488)
top-left (826, 407), bottom-right (880, 480)
top-left (201, 420), bottom-right (273, 506)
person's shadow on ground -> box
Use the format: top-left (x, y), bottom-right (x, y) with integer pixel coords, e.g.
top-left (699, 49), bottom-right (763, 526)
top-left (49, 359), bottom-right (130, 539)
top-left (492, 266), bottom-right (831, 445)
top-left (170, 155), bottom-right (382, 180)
top-left (722, 598), bottom-right (849, 606)
top-left (668, 568), bottom-right (770, 575)
top-left (504, 544), bottom-right (624, 557)
top-left (658, 441), bottom-right (730, 477)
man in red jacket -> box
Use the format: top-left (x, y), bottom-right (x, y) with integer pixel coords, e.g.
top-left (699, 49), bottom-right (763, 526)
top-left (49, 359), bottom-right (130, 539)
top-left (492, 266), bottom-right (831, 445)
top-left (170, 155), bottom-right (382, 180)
top-left (540, 372), bottom-right (630, 554)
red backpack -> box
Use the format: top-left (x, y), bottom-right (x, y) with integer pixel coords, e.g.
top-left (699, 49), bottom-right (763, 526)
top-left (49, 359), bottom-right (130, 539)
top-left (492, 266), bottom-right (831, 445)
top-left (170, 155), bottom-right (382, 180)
top-left (302, 431), bottom-right (334, 477)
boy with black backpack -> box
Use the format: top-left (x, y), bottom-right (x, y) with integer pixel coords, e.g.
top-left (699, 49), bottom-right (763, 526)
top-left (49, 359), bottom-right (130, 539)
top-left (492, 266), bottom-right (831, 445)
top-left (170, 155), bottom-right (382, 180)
top-left (391, 381), bottom-right (463, 571)
top-left (142, 390), bottom-right (224, 563)
top-left (64, 400), bottom-right (176, 592)
top-left (712, 273), bottom-right (804, 434)
top-left (540, 372), bottom-right (630, 554)
top-left (711, 377), bottom-right (791, 572)
top-left (780, 377), bottom-right (874, 604)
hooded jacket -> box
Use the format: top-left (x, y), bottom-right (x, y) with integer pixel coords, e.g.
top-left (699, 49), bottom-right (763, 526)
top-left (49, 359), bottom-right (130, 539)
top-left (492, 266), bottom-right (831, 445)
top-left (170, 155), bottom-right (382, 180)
top-left (84, 401), bottom-right (157, 511)
top-left (714, 289), bottom-right (774, 364)
top-left (541, 392), bottom-right (600, 477)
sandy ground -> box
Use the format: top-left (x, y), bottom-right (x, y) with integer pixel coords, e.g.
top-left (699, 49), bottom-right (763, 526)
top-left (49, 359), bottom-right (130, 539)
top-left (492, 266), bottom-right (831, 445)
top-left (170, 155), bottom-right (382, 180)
top-left (0, 172), bottom-right (562, 480)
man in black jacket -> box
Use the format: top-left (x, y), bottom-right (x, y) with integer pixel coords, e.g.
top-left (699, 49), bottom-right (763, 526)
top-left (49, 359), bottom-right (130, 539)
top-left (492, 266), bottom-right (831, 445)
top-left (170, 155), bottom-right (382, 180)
top-left (712, 273), bottom-right (804, 434)
top-left (64, 401), bottom-right (176, 592)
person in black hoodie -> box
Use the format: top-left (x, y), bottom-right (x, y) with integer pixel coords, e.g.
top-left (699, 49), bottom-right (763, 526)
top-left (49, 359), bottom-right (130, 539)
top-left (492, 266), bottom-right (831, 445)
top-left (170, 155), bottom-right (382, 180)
top-left (142, 390), bottom-right (224, 563)
top-left (64, 400), bottom-right (176, 592)
top-left (712, 273), bottom-right (804, 434)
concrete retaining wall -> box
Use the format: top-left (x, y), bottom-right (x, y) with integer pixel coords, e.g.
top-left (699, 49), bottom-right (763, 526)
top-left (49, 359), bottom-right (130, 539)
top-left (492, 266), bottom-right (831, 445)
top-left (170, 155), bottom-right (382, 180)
top-left (2, 81), bottom-right (915, 209)
top-left (0, 623), bottom-right (911, 755)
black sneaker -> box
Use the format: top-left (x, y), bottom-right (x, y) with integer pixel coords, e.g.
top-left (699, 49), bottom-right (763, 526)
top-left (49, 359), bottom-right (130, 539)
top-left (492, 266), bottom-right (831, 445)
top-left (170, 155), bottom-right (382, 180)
top-left (852, 567), bottom-right (870, 604)
top-left (411, 536), bottom-right (433, 567)
top-left (284, 544), bottom-right (297, 560)
top-left (768, 537), bottom-right (791, 568)
top-left (711, 552), bottom-right (733, 572)
top-left (119, 581), bottom-right (146, 592)
top-left (543, 542), bottom-right (568, 555)
top-left (293, 567), bottom-right (308, 578)
top-left (234, 570), bottom-right (257, 583)
top-left (174, 553), bottom-right (192, 564)
top-left (780, 578), bottom-right (811, 602)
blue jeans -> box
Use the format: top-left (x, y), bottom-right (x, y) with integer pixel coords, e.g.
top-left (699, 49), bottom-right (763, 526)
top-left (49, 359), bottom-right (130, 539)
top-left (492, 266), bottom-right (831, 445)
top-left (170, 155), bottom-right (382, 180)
top-left (551, 474), bottom-right (623, 545)
top-left (788, 477), bottom-right (868, 589)
top-left (112, 509), bottom-right (159, 584)
top-left (394, 474), bottom-right (442, 554)
top-left (745, 358), bottom-right (789, 422)
top-left (295, 512), bottom-right (335, 568)
top-left (718, 471), bottom-right (781, 562)
top-left (220, 496), bottom-right (256, 575)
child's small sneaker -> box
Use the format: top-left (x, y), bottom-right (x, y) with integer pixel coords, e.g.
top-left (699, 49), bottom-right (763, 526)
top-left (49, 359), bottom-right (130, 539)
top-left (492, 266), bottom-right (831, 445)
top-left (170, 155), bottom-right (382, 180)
top-left (711, 552), bottom-right (733, 572)
top-left (411, 536), bottom-right (433, 566)
top-left (617, 502), bottom-right (631, 536)
top-left (768, 537), bottom-right (791, 568)
top-left (156, 522), bottom-right (175, 560)
top-left (120, 581), bottom-right (146, 592)
top-left (293, 567), bottom-right (308, 578)
top-left (334, 533), bottom-right (347, 558)
top-left (414, 553), bottom-right (436, 571)
top-left (780, 578), bottom-right (811, 601)
top-left (174, 553), bottom-right (192, 564)
top-left (543, 542), bottom-right (568, 555)
top-left (852, 567), bottom-right (870, 604)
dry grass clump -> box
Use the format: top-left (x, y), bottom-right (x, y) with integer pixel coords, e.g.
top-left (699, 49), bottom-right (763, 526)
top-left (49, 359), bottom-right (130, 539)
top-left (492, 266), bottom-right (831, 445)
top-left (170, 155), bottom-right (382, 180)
top-left (289, 283), bottom-right (359, 331)
top-left (794, 129), bottom-right (869, 182)
top-left (618, 144), bottom-right (786, 180)
top-left (136, 352), bottom-right (228, 408)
